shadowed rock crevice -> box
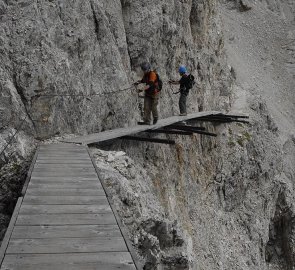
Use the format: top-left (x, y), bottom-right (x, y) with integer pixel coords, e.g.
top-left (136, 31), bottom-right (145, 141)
top-left (266, 192), bottom-right (295, 270)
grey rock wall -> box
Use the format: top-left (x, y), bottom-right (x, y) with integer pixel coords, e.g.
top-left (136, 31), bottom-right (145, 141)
top-left (0, 0), bottom-right (232, 157)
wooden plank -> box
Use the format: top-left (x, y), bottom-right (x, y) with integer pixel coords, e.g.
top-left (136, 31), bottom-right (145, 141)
top-left (34, 164), bottom-right (94, 169)
top-left (19, 204), bottom-right (111, 215)
top-left (1, 252), bottom-right (135, 270)
top-left (6, 237), bottom-right (128, 254)
top-left (31, 172), bottom-right (98, 177)
top-left (0, 198), bottom-right (23, 265)
top-left (28, 182), bottom-right (102, 189)
top-left (16, 213), bottom-right (117, 226)
top-left (37, 156), bottom-right (90, 159)
top-left (37, 155), bottom-right (90, 158)
top-left (30, 178), bottom-right (101, 188)
top-left (30, 176), bottom-right (99, 181)
top-left (64, 111), bottom-right (221, 144)
top-left (23, 196), bottom-right (108, 205)
top-left (26, 188), bottom-right (105, 196)
top-left (11, 225), bottom-right (121, 239)
top-left (32, 168), bottom-right (97, 174)
top-left (35, 160), bottom-right (92, 164)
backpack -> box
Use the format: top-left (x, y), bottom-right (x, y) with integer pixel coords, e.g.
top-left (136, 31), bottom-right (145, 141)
top-left (186, 74), bottom-right (195, 90)
top-left (155, 72), bottom-right (163, 91)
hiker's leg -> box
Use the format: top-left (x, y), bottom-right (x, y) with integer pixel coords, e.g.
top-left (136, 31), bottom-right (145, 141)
top-left (144, 96), bottom-right (152, 124)
top-left (152, 97), bottom-right (159, 122)
top-left (179, 93), bottom-right (187, 114)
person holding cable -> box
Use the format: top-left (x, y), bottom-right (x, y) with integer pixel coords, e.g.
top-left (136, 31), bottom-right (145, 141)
top-left (134, 62), bottom-right (162, 125)
top-left (169, 65), bottom-right (195, 116)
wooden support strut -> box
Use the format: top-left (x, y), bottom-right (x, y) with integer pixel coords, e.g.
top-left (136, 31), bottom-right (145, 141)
top-left (197, 117), bottom-right (249, 124)
top-left (165, 125), bottom-right (217, 137)
top-left (220, 114), bottom-right (249, 119)
top-left (146, 129), bottom-right (193, 136)
top-left (121, 136), bottom-right (175, 145)
top-left (167, 124), bottom-right (206, 131)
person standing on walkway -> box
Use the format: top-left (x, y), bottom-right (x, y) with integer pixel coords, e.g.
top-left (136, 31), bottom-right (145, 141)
top-left (169, 65), bottom-right (195, 116)
top-left (134, 62), bottom-right (161, 125)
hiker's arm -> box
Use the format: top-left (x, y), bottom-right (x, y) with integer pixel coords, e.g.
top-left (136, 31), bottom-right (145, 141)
top-left (134, 80), bottom-right (142, 86)
top-left (144, 81), bottom-right (155, 91)
top-left (144, 72), bottom-right (157, 91)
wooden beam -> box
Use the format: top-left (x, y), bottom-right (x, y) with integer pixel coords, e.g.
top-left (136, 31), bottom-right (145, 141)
top-left (218, 114), bottom-right (249, 119)
top-left (121, 136), bottom-right (175, 145)
top-left (198, 117), bottom-right (249, 124)
top-left (167, 124), bottom-right (206, 131)
top-left (146, 129), bottom-right (193, 135)
top-left (164, 125), bottom-right (217, 137)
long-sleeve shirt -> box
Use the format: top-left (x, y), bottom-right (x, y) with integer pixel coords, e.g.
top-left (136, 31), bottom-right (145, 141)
top-left (141, 71), bottom-right (158, 97)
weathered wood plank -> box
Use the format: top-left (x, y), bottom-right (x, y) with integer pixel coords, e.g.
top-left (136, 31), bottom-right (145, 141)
top-left (26, 188), bottom-right (105, 196)
top-left (11, 225), bottom-right (121, 239)
top-left (31, 172), bottom-right (98, 177)
top-left (37, 156), bottom-right (91, 159)
top-left (30, 176), bottom-right (99, 181)
top-left (32, 168), bottom-right (97, 174)
top-left (35, 160), bottom-right (92, 164)
top-left (6, 237), bottom-right (128, 254)
top-left (34, 164), bottom-right (94, 169)
top-left (28, 182), bottom-right (102, 189)
top-left (19, 204), bottom-right (111, 215)
top-left (23, 196), bottom-right (108, 205)
top-left (1, 253), bottom-right (135, 270)
top-left (16, 213), bottom-right (117, 226)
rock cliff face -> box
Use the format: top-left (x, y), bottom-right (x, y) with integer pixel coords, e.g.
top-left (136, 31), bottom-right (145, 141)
top-left (1, 0), bottom-right (295, 269)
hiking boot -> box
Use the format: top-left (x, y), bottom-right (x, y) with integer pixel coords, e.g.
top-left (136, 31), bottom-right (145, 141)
top-left (153, 118), bottom-right (158, 125)
top-left (138, 121), bottom-right (150, 125)
top-left (179, 113), bottom-right (187, 116)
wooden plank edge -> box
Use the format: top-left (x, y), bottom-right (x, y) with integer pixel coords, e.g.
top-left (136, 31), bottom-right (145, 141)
top-left (86, 146), bottom-right (144, 270)
top-left (21, 145), bottom-right (40, 196)
top-left (0, 197), bottom-right (23, 266)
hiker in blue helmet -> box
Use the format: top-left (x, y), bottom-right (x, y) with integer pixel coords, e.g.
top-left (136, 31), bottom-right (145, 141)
top-left (169, 65), bottom-right (195, 116)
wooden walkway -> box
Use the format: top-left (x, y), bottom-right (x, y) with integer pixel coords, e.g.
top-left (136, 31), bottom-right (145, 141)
top-left (64, 111), bottom-right (222, 145)
top-left (0, 143), bottom-right (138, 270)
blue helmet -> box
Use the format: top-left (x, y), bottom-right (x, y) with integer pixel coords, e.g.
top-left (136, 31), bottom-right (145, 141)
top-left (178, 65), bottom-right (187, 74)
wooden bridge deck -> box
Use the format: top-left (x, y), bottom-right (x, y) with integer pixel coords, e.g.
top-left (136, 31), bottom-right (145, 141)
top-left (64, 111), bottom-right (222, 145)
top-left (0, 143), bottom-right (138, 270)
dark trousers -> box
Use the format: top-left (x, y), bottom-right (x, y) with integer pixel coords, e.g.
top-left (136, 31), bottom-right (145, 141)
top-left (179, 92), bottom-right (188, 114)
top-left (144, 96), bottom-right (159, 124)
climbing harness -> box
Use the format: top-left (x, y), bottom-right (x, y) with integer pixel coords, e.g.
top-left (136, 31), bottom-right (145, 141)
top-left (169, 83), bottom-right (180, 95)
